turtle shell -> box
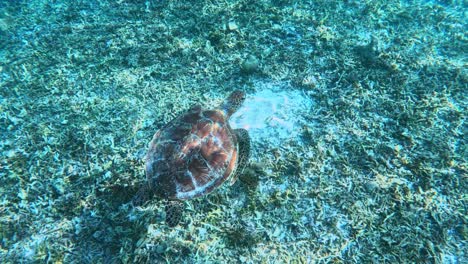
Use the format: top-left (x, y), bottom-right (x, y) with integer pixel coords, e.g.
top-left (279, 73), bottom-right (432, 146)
top-left (145, 105), bottom-right (238, 200)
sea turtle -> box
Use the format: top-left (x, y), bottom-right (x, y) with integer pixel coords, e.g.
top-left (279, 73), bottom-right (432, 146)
top-left (134, 90), bottom-right (250, 227)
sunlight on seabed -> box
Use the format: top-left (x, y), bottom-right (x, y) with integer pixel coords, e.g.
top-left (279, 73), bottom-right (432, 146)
top-left (230, 81), bottom-right (313, 150)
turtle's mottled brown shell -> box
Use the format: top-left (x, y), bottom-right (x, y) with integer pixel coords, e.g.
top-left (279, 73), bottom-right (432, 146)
top-left (145, 92), bottom-right (245, 201)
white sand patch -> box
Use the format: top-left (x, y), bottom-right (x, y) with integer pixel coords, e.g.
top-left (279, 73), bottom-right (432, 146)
top-left (230, 81), bottom-right (313, 150)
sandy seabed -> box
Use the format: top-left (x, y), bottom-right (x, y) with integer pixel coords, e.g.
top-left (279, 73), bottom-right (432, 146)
top-left (0, 0), bottom-right (466, 263)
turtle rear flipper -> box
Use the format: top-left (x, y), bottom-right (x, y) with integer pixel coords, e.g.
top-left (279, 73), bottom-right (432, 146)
top-left (230, 128), bottom-right (251, 185)
top-left (165, 200), bottom-right (184, 227)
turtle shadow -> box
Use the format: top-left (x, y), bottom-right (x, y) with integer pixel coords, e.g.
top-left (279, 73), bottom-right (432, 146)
top-left (67, 182), bottom-right (149, 261)
top-left (96, 182), bottom-right (141, 205)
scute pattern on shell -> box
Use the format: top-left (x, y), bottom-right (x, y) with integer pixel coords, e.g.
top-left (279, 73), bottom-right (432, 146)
top-left (145, 105), bottom-right (238, 200)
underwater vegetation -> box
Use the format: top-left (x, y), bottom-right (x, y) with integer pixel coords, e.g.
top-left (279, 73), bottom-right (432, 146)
top-left (0, 0), bottom-right (466, 263)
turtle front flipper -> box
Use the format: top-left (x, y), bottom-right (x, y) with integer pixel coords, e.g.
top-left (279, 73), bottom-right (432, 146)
top-left (165, 200), bottom-right (184, 227)
top-left (230, 128), bottom-right (251, 185)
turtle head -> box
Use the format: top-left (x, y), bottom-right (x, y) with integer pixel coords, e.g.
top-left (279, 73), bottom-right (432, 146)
top-left (221, 90), bottom-right (246, 117)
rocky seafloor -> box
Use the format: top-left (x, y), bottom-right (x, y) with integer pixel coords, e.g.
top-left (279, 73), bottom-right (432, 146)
top-left (0, 0), bottom-right (466, 263)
